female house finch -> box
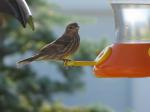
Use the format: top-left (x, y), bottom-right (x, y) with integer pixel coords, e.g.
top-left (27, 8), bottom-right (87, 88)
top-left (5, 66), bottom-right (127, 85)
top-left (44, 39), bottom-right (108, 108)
top-left (18, 23), bottom-right (80, 65)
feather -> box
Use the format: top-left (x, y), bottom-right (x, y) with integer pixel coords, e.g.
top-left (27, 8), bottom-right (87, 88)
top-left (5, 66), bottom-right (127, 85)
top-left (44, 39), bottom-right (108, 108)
top-left (17, 54), bottom-right (40, 65)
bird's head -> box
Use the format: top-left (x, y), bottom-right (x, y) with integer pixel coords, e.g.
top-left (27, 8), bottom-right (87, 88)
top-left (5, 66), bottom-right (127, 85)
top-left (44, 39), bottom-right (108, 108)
top-left (65, 23), bottom-right (79, 34)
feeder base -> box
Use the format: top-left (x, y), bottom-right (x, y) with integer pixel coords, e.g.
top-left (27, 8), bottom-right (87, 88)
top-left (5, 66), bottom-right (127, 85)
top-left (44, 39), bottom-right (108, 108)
top-left (94, 43), bottom-right (150, 78)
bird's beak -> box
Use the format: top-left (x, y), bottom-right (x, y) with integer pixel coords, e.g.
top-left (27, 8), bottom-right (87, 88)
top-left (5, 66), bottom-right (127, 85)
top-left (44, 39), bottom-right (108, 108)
top-left (0, 0), bottom-right (34, 30)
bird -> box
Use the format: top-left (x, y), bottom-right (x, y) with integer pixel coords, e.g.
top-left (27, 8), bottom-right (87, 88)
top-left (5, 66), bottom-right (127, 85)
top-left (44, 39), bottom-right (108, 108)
top-left (0, 0), bottom-right (34, 30)
top-left (17, 22), bottom-right (80, 65)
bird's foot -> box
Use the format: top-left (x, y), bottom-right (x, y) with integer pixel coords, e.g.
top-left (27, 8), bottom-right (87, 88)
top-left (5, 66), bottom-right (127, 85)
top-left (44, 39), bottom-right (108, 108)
top-left (63, 59), bottom-right (72, 66)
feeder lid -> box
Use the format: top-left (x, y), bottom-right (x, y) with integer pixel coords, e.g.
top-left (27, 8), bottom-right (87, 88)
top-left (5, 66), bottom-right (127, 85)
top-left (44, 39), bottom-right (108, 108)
top-left (109, 0), bottom-right (150, 4)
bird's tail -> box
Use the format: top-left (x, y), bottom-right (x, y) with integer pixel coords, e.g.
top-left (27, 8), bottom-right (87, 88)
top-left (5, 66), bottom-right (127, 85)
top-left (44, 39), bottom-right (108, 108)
top-left (17, 55), bottom-right (40, 65)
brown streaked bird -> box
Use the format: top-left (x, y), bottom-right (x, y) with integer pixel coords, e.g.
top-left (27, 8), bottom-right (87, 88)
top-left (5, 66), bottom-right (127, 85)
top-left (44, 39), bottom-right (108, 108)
top-left (18, 23), bottom-right (80, 65)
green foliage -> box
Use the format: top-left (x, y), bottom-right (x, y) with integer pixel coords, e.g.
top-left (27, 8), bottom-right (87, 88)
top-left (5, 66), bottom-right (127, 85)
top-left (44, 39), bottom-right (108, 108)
top-left (0, 0), bottom-right (110, 112)
top-left (39, 103), bottom-right (113, 112)
top-left (75, 38), bottom-right (108, 61)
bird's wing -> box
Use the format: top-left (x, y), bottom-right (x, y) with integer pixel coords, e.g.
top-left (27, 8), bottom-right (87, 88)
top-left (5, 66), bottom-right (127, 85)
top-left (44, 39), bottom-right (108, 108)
top-left (39, 35), bottom-right (71, 54)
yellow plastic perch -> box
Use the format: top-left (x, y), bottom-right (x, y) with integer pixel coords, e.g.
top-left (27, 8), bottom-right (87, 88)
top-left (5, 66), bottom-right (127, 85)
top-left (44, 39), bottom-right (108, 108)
top-left (65, 46), bottom-right (112, 66)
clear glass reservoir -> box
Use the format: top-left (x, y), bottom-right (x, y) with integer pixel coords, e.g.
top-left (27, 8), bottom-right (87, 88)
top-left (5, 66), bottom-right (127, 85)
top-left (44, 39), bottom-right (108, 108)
top-left (110, 0), bottom-right (150, 43)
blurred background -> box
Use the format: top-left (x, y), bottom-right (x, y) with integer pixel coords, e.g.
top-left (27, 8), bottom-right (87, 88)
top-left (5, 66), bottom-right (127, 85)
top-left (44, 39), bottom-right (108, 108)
top-left (0, 0), bottom-right (150, 112)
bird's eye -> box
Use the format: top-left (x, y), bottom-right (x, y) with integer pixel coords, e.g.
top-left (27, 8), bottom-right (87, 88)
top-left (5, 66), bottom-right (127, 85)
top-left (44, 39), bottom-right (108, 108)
top-left (69, 26), bottom-right (73, 29)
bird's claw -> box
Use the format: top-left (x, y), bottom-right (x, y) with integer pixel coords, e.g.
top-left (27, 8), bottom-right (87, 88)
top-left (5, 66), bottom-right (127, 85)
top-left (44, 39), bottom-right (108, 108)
top-left (63, 59), bottom-right (72, 66)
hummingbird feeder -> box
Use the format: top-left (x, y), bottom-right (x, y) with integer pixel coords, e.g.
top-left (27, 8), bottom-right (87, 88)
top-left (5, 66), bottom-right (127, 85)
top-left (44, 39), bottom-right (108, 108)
top-left (66, 0), bottom-right (150, 78)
